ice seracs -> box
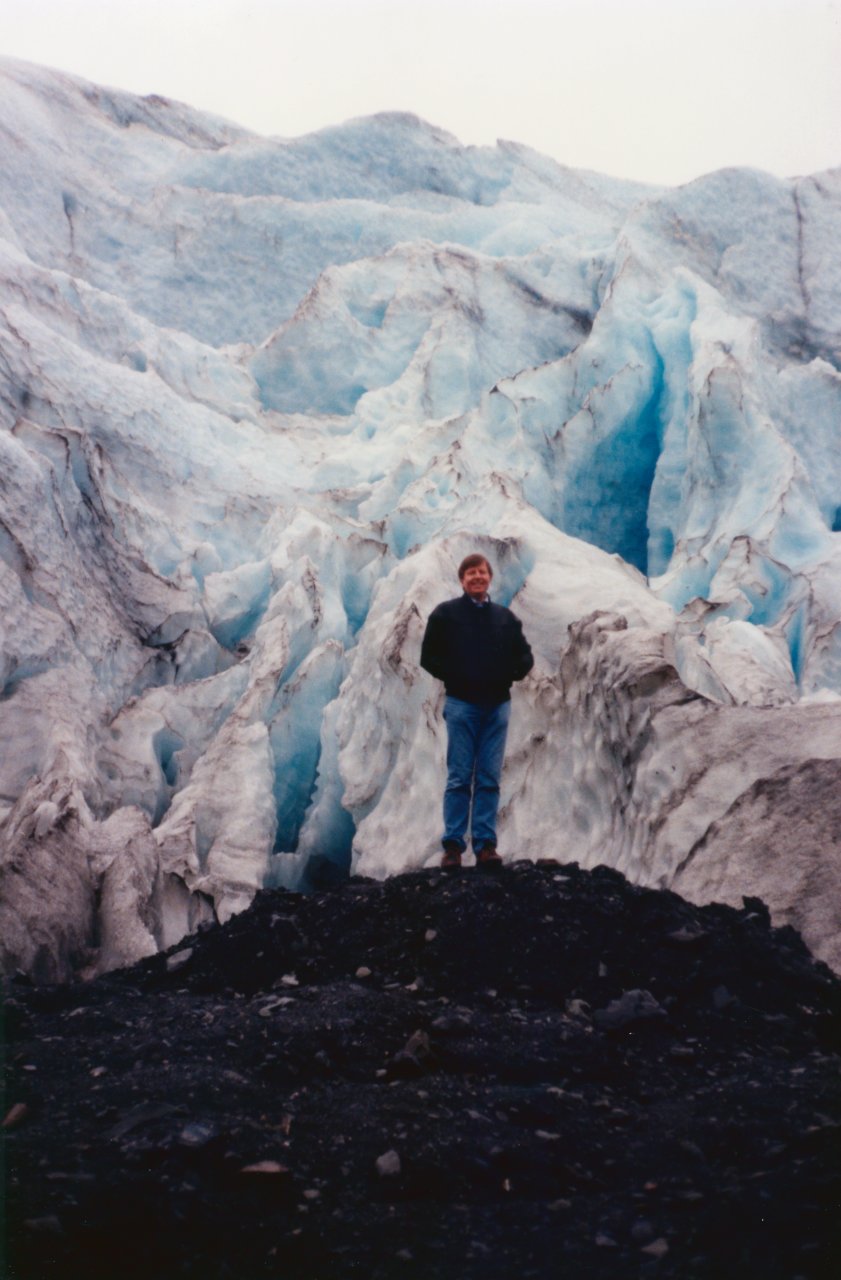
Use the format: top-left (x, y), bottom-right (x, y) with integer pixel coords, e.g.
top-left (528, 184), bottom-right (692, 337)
top-left (1, 57), bottom-right (840, 980)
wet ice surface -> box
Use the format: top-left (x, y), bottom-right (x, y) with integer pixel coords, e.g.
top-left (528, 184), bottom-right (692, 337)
top-left (4, 862), bottom-right (841, 1278)
top-left (1, 58), bottom-right (841, 981)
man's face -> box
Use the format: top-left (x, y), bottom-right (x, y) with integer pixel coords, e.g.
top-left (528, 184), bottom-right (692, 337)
top-left (460, 561), bottom-right (492, 599)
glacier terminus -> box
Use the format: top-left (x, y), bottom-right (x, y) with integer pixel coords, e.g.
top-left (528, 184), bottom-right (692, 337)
top-left (1, 59), bottom-right (840, 981)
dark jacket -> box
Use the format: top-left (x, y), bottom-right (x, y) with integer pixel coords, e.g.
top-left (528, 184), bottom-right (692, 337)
top-left (420, 594), bottom-right (534, 705)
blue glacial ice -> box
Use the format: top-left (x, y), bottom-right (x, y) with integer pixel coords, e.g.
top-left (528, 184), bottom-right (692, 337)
top-left (0, 58), bottom-right (840, 979)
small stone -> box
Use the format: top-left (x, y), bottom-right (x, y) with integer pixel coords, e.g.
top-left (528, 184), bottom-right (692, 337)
top-left (3, 1102), bottom-right (29, 1130)
top-left (741, 896), bottom-right (771, 926)
top-left (396, 1248), bottom-right (413, 1261)
top-left (376, 1149), bottom-right (401, 1177)
top-left (391, 1029), bottom-right (432, 1074)
top-left (404, 1029), bottom-right (430, 1057)
top-left (566, 998), bottom-right (591, 1018)
top-left (595, 1233), bottom-right (618, 1248)
top-left (107, 1101), bottom-right (180, 1140)
top-left (424, 929), bottom-right (437, 942)
top-left (641, 1238), bottom-right (669, 1259)
top-left (281, 973), bottom-right (299, 987)
top-left (166, 947), bottom-right (193, 972)
top-left (303, 1188), bottom-right (320, 1200)
top-left (355, 966), bottom-right (372, 979)
top-left (179, 1121), bottom-right (218, 1148)
top-left (593, 989), bottom-right (666, 1031)
top-left (431, 1012), bottom-right (471, 1032)
top-left (90, 1066), bottom-right (108, 1078)
top-left (24, 1216), bottom-right (64, 1236)
top-left (258, 997), bottom-right (286, 1016)
top-left (535, 1130), bottom-right (560, 1141)
top-left (240, 1160), bottom-right (289, 1175)
top-left (548, 1199), bottom-right (572, 1211)
top-left (668, 926), bottom-right (708, 945)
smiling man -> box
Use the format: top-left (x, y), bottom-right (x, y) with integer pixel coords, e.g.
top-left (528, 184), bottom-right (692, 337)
top-left (420, 553), bottom-right (534, 869)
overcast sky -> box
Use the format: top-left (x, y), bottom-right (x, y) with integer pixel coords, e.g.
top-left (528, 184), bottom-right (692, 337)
top-left (4, 0), bottom-right (840, 186)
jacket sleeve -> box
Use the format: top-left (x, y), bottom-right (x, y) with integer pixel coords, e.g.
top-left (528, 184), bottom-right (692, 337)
top-left (420, 607), bottom-right (448, 681)
top-left (509, 617), bottom-right (534, 683)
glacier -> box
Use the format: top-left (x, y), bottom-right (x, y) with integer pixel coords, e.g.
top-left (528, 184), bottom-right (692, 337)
top-left (1, 58), bottom-right (840, 981)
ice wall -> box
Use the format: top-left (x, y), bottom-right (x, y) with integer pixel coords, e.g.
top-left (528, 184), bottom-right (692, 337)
top-left (1, 59), bottom-right (840, 979)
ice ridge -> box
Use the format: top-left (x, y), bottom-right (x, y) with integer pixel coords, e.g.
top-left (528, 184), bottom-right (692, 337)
top-left (0, 58), bottom-right (840, 980)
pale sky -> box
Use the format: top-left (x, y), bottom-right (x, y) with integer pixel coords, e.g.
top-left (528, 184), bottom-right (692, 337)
top-left (4, 0), bottom-right (840, 185)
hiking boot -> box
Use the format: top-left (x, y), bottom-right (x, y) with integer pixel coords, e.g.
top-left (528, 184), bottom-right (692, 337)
top-left (476, 844), bottom-right (502, 868)
top-left (441, 843), bottom-right (462, 870)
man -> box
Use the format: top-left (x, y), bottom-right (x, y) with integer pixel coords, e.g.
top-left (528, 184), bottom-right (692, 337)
top-left (420, 553), bottom-right (534, 869)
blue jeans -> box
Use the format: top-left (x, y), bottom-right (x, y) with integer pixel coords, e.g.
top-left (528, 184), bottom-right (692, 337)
top-left (442, 696), bottom-right (511, 852)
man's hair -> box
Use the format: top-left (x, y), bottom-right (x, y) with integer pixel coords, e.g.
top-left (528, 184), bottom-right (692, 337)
top-left (458, 553), bottom-right (493, 580)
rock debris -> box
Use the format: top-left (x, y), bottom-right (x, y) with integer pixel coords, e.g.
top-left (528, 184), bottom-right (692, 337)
top-left (3, 860), bottom-right (840, 1279)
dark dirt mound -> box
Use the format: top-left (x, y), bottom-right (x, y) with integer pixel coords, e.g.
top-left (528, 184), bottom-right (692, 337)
top-left (3, 860), bottom-right (840, 1279)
